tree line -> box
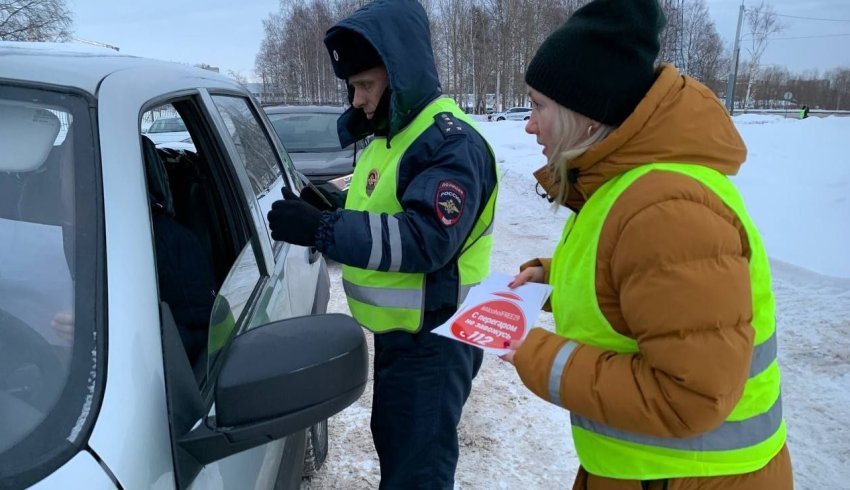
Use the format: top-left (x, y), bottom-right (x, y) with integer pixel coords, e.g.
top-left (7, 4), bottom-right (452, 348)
top-left (254, 0), bottom-right (850, 112)
top-left (3, 0), bottom-right (848, 111)
top-left (722, 63), bottom-right (850, 111)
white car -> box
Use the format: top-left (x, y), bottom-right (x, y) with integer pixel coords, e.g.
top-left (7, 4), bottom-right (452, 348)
top-left (489, 107), bottom-right (532, 121)
top-left (142, 116), bottom-right (192, 145)
top-left (0, 42), bottom-right (367, 489)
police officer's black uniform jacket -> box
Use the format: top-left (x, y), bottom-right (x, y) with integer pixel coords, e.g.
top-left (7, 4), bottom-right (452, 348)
top-left (315, 0), bottom-right (499, 326)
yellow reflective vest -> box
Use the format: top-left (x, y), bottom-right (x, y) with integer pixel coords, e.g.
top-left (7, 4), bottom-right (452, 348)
top-left (342, 97), bottom-right (498, 333)
top-left (549, 163), bottom-right (786, 479)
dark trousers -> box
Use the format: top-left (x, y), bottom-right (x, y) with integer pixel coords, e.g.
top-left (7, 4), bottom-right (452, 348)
top-left (371, 324), bottom-right (483, 489)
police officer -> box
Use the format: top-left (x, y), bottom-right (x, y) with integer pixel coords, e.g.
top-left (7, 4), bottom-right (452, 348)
top-left (265, 0), bottom-right (499, 488)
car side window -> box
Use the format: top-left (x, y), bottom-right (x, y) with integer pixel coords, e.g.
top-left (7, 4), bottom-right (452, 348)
top-left (140, 100), bottom-right (263, 389)
top-left (209, 95), bottom-right (289, 243)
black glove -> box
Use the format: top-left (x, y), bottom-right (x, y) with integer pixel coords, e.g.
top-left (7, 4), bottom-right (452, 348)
top-left (267, 189), bottom-right (322, 246)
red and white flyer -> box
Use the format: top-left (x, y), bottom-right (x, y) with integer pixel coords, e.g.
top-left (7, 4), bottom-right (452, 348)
top-left (431, 273), bottom-right (552, 355)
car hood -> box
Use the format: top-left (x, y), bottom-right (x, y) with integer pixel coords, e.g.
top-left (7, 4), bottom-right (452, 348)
top-left (288, 148), bottom-right (355, 179)
top-left (144, 131), bottom-right (190, 145)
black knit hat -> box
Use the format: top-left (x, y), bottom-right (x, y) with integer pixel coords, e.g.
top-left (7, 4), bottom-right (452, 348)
top-left (525, 0), bottom-right (666, 126)
top-left (324, 27), bottom-right (384, 80)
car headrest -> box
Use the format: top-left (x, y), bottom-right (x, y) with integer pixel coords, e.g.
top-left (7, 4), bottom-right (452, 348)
top-left (141, 135), bottom-right (175, 216)
top-left (0, 102), bottom-right (61, 173)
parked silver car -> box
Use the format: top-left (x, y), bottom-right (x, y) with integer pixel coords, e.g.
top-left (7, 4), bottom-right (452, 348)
top-left (142, 116), bottom-right (192, 145)
top-left (488, 106), bottom-right (532, 121)
top-left (264, 105), bottom-right (366, 186)
top-left (0, 42), bottom-right (367, 489)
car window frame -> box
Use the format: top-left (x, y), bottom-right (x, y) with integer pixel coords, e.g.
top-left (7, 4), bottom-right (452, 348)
top-left (253, 107), bottom-right (301, 186)
top-left (139, 92), bottom-right (270, 398)
top-left (201, 90), bottom-right (301, 259)
top-left (245, 103), bottom-right (301, 196)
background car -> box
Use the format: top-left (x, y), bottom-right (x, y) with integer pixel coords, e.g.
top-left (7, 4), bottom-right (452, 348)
top-left (142, 116), bottom-right (192, 144)
top-left (0, 42), bottom-right (367, 490)
top-left (264, 105), bottom-right (367, 184)
top-left (488, 106), bottom-right (532, 121)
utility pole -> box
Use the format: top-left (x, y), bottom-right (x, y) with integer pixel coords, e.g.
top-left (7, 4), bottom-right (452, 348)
top-left (725, 2), bottom-right (745, 114)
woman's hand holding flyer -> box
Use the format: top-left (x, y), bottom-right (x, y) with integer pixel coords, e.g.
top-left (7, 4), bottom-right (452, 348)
top-left (431, 273), bottom-right (552, 355)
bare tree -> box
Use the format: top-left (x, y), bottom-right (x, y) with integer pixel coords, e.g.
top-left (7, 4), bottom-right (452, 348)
top-left (227, 70), bottom-right (249, 86)
top-left (720, 61), bottom-right (850, 112)
top-left (743, 0), bottom-right (784, 109)
top-left (0, 0), bottom-right (72, 41)
top-left (472, 0), bottom-right (581, 112)
top-left (656, 0), bottom-right (726, 85)
top-left (256, 0), bottom-right (345, 105)
top-left (827, 68), bottom-right (850, 111)
top-left (657, 0), bottom-right (683, 67)
top-left (679, 0), bottom-right (725, 83)
top-left (254, 0), bottom-right (732, 112)
top-left (757, 64), bottom-right (789, 108)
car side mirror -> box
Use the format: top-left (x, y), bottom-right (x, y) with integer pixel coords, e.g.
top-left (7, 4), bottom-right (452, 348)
top-left (178, 314), bottom-right (367, 465)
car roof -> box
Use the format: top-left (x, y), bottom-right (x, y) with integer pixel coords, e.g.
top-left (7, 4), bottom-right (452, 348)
top-left (0, 41), bottom-right (241, 96)
top-left (264, 105), bottom-right (345, 115)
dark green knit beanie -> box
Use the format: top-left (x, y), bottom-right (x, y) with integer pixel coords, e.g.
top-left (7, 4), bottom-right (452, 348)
top-left (525, 0), bottom-right (666, 126)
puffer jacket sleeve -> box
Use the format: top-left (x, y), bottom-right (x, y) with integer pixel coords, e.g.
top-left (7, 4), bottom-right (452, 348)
top-left (514, 196), bottom-right (756, 438)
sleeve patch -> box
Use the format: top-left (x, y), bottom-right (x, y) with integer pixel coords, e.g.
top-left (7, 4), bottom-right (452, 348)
top-left (435, 180), bottom-right (465, 226)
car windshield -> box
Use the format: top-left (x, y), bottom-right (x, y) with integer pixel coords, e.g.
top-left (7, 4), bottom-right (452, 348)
top-left (0, 86), bottom-right (102, 484)
top-left (268, 112), bottom-right (343, 152)
top-left (148, 117), bottom-right (186, 133)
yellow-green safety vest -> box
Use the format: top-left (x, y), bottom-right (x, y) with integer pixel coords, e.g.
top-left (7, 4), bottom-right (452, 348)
top-left (549, 163), bottom-right (785, 479)
top-left (342, 97), bottom-right (498, 333)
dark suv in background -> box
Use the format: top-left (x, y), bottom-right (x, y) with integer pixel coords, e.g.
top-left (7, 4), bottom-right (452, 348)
top-left (264, 105), bottom-right (368, 186)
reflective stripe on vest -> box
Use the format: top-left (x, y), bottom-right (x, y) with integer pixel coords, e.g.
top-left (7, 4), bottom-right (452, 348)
top-left (548, 332), bottom-right (778, 403)
top-left (342, 279), bottom-right (483, 309)
top-left (548, 163), bottom-right (786, 479)
top-left (341, 97), bottom-right (497, 333)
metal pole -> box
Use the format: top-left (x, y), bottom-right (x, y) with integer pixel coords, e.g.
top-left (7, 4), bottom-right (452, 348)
top-left (726, 2), bottom-right (745, 114)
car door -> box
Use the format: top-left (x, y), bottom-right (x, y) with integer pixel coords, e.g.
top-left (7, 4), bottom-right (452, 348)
top-left (137, 92), bottom-right (311, 489)
top-left (186, 91), bottom-right (326, 488)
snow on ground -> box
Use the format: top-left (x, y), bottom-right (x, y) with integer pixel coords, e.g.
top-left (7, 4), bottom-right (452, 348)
top-left (732, 115), bottom-right (850, 278)
top-left (303, 116), bottom-right (850, 489)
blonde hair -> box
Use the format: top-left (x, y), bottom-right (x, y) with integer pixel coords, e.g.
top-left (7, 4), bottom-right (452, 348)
top-left (546, 105), bottom-right (614, 203)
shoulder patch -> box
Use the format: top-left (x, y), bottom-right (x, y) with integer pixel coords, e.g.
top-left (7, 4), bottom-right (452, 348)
top-left (435, 180), bottom-right (466, 226)
top-left (433, 112), bottom-right (468, 138)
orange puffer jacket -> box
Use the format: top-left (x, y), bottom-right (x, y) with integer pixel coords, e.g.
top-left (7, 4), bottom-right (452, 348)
top-left (513, 65), bottom-right (793, 490)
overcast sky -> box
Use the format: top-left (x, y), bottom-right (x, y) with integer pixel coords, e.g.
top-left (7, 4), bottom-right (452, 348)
top-left (68, 0), bottom-right (850, 82)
